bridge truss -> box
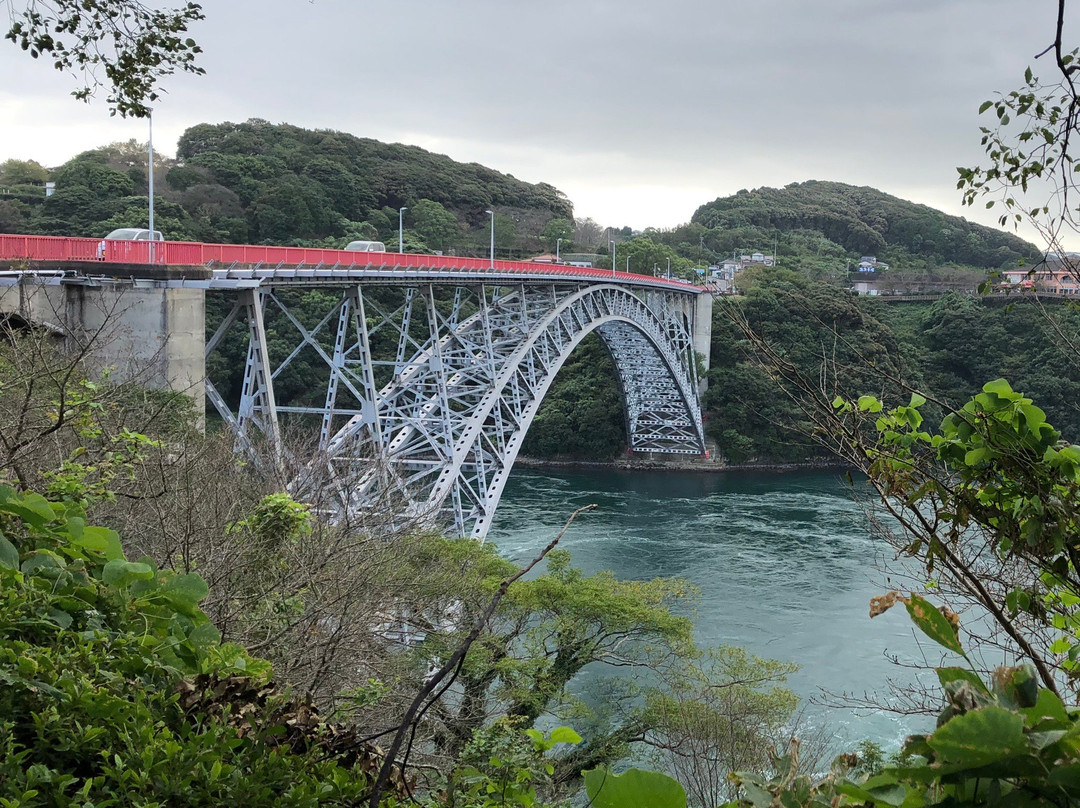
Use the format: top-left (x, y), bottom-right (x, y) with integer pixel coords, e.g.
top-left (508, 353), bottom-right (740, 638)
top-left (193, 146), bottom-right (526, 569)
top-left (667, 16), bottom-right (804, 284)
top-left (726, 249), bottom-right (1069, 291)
top-left (204, 274), bottom-right (705, 538)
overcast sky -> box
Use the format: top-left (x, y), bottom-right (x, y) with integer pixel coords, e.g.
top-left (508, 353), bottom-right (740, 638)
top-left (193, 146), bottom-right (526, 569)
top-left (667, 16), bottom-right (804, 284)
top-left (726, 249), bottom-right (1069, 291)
top-left (0, 0), bottom-right (1067, 244)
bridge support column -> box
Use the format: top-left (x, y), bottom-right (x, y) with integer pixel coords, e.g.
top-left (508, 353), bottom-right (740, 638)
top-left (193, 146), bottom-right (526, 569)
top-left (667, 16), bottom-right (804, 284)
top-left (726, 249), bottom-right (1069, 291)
top-left (0, 276), bottom-right (206, 423)
top-left (693, 292), bottom-right (713, 392)
top-left (67, 281), bottom-right (207, 423)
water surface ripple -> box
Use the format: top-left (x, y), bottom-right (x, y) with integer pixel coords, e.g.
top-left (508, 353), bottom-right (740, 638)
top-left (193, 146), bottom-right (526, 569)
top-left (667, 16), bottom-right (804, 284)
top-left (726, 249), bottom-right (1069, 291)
top-left (489, 467), bottom-right (934, 749)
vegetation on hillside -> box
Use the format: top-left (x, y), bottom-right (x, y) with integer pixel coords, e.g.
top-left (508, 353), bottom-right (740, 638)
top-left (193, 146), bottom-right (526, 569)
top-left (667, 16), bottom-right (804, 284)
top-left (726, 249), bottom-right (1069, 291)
top-left (701, 277), bottom-right (1080, 464)
top-left (693, 180), bottom-right (1037, 270)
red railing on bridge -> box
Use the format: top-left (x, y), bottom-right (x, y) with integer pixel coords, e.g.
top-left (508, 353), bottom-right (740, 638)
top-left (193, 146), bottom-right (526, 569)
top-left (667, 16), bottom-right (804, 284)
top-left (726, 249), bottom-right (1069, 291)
top-left (0, 234), bottom-right (696, 290)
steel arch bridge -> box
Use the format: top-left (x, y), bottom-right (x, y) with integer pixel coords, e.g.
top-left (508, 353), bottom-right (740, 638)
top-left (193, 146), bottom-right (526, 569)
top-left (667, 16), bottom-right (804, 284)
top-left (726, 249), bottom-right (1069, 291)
top-left (204, 270), bottom-right (705, 538)
top-left (0, 235), bottom-right (708, 539)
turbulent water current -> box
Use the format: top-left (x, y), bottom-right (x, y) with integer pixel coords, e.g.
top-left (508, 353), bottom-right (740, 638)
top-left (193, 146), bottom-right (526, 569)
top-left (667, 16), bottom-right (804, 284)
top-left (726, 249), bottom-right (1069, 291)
top-left (488, 467), bottom-right (936, 751)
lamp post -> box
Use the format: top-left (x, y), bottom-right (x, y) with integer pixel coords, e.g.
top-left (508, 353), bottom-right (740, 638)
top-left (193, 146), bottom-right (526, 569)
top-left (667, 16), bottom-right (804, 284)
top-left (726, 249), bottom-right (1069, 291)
top-left (556, 237), bottom-right (562, 262)
top-left (626, 255), bottom-right (630, 274)
top-left (486, 210), bottom-right (495, 268)
top-left (609, 239), bottom-right (616, 278)
top-left (666, 257), bottom-right (671, 278)
top-left (148, 108), bottom-right (155, 263)
top-left (398, 206), bottom-right (408, 253)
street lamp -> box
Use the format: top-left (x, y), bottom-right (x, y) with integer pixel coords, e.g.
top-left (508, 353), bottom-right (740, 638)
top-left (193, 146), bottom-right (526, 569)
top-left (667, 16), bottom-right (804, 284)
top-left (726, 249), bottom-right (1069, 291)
top-left (148, 108), bottom-right (155, 263)
top-left (556, 237), bottom-right (562, 262)
top-left (609, 239), bottom-right (616, 278)
top-left (486, 210), bottom-right (495, 268)
top-left (398, 206), bottom-right (408, 253)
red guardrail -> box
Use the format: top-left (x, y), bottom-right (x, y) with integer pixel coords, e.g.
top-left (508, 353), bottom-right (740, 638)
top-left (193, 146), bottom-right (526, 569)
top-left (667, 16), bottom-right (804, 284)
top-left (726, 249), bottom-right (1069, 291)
top-left (0, 233), bottom-right (697, 290)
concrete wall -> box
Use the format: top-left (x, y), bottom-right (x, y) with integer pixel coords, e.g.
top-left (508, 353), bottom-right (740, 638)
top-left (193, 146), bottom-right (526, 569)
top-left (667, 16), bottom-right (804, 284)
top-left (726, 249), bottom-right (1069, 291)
top-left (693, 292), bottom-right (713, 375)
top-left (0, 276), bottom-right (206, 417)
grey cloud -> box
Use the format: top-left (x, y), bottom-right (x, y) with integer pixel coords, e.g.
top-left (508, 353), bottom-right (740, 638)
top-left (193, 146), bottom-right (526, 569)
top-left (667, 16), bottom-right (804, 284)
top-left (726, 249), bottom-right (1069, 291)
top-left (0, 0), bottom-right (1065, 234)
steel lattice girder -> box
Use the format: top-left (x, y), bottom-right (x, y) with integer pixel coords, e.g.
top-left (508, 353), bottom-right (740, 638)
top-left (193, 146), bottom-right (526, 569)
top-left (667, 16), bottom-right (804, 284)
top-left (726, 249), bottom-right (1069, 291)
top-left (205, 280), bottom-right (704, 538)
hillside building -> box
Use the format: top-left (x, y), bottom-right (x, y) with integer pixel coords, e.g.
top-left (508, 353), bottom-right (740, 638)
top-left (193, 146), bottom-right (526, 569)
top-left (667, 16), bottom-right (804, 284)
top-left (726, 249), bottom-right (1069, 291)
top-left (1001, 260), bottom-right (1080, 295)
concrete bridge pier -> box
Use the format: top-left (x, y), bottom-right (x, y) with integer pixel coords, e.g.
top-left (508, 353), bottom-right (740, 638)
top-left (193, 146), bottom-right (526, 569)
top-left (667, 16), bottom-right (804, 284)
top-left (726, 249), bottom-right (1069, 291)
top-left (0, 274), bottom-right (206, 418)
top-left (693, 291), bottom-right (713, 385)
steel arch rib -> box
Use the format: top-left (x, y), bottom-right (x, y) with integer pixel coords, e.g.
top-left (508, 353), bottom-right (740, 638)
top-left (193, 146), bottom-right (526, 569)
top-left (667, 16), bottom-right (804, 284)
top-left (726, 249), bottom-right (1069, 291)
top-left (456, 310), bottom-right (702, 538)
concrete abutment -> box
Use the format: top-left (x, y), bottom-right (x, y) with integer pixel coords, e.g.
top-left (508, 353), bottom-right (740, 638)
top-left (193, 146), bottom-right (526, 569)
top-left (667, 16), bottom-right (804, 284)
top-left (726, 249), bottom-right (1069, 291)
top-left (0, 275), bottom-right (206, 419)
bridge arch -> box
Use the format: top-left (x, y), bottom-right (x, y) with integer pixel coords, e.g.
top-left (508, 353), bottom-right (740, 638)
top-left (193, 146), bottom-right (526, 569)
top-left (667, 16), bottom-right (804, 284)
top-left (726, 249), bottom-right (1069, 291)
top-left (315, 283), bottom-right (704, 538)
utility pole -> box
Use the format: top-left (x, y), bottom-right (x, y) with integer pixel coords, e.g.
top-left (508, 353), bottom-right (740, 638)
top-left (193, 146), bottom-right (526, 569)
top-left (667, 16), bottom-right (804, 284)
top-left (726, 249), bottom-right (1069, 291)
top-left (148, 108), bottom-right (155, 263)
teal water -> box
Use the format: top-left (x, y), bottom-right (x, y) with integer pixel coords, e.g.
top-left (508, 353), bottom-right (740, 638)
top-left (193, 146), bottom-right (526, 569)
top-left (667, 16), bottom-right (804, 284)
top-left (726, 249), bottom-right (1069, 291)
top-left (488, 467), bottom-right (935, 751)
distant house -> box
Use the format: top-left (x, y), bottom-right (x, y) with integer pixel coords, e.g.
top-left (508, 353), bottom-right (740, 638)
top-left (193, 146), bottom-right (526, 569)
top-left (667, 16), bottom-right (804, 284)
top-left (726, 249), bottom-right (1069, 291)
top-left (856, 256), bottom-right (889, 273)
top-left (529, 253), bottom-right (560, 264)
top-left (1002, 261), bottom-right (1080, 295)
top-left (727, 252), bottom-right (774, 271)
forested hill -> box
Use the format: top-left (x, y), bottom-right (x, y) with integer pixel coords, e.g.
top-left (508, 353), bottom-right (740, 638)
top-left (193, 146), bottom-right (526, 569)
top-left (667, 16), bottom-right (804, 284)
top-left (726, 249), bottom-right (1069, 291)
top-left (0, 119), bottom-right (574, 254)
top-left (692, 180), bottom-right (1038, 268)
top-left (174, 120), bottom-right (573, 232)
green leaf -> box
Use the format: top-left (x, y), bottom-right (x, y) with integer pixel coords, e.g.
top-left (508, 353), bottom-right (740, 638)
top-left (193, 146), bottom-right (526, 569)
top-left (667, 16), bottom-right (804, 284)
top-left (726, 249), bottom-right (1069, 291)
top-left (549, 726), bottom-right (582, 745)
top-left (981, 378), bottom-right (1014, 397)
top-left (1027, 730), bottom-right (1067, 750)
top-left (908, 392), bottom-right (927, 408)
top-left (928, 706), bottom-right (1026, 766)
top-left (188, 621), bottom-right (220, 649)
top-left (1046, 763), bottom-right (1080, 792)
top-left (857, 395), bottom-right (883, 413)
top-left (0, 491), bottom-right (56, 528)
top-left (72, 525), bottom-right (123, 560)
top-left (837, 778), bottom-right (908, 807)
top-left (937, 667), bottom-right (989, 695)
top-left (1020, 687), bottom-right (1070, 724)
top-left (161, 573), bottom-right (210, 606)
top-left (583, 768), bottom-right (687, 808)
top-left (47, 607), bottom-right (74, 628)
top-left (0, 532), bottom-right (19, 570)
top-left (905, 594), bottom-right (964, 656)
top-left (979, 100), bottom-right (993, 113)
top-left (102, 559), bottom-right (154, 587)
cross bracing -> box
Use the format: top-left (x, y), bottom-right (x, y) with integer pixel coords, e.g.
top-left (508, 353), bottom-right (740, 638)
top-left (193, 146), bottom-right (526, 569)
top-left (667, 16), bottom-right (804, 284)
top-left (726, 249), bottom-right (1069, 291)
top-left (204, 278), bottom-right (705, 538)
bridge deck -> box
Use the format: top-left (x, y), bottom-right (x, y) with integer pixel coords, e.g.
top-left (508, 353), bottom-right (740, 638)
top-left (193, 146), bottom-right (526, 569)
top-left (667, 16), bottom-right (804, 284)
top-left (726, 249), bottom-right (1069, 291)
top-left (0, 234), bottom-right (701, 295)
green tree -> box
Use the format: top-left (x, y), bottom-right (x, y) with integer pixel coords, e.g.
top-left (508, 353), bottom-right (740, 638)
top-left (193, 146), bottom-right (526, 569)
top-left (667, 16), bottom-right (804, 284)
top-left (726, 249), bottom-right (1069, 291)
top-left (52, 157), bottom-right (135, 200)
top-left (411, 198), bottom-right (463, 252)
top-left (542, 217), bottom-right (574, 253)
top-left (645, 647), bottom-right (798, 807)
top-left (726, 589), bottom-right (1080, 807)
top-left (0, 158), bottom-right (48, 186)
